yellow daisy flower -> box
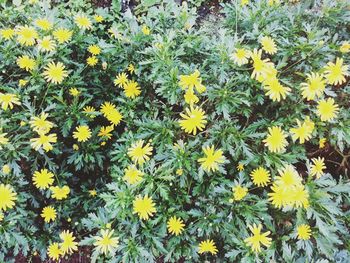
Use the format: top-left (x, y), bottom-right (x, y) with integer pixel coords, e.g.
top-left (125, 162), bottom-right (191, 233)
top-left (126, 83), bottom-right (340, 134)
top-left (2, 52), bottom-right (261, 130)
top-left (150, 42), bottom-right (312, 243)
top-left (29, 113), bottom-right (54, 134)
top-left (316, 98), bottom-right (339, 122)
top-left (123, 80), bottom-right (141, 98)
top-left (198, 145), bottom-right (225, 172)
top-left (41, 206), bottom-right (57, 223)
top-left (114, 72), bottom-right (129, 88)
top-left (231, 48), bottom-right (251, 66)
top-left (2, 164), bottom-right (11, 175)
top-left (290, 117), bottom-right (314, 144)
top-left (178, 106), bottom-right (207, 135)
top-left (50, 185), bottom-right (70, 200)
top-left (47, 243), bottom-right (62, 260)
top-left (263, 77), bottom-right (291, 102)
top-left (167, 216), bottom-right (185, 236)
top-left (37, 36), bottom-right (56, 52)
top-left (53, 28), bottom-right (73, 44)
top-left (340, 41), bottom-right (350, 53)
top-left (0, 93), bottom-right (21, 110)
top-left (94, 15), bottom-right (104, 23)
top-left (74, 13), bottom-right (92, 30)
top-left (88, 44), bottom-right (101, 55)
top-left (100, 102), bottom-right (123, 125)
top-left (123, 165), bottom-right (143, 184)
top-left (98, 126), bottom-right (114, 140)
top-left (32, 169), bottom-right (54, 190)
top-left (232, 185), bottom-right (248, 201)
top-left (59, 230), bottom-right (78, 254)
top-left (179, 70), bottom-right (206, 93)
top-left (73, 125), bottom-right (92, 142)
top-left (296, 224), bottom-right (311, 240)
top-left (250, 49), bottom-right (275, 80)
top-left (263, 126), bottom-right (288, 153)
top-left (198, 239), bottom-right (218, 255)
top-left (43, 61), bottom-right (68, 84)
top-left (133, 195), bottom-right (156, 220)
top-left (141, 25), bottom-right (151, 35)
top-left (250, 167), bottom-right (271, 187)
top-left (300, 72), bottom-right (325, 101)
top-left (244, 223), bottom-right (272, 253)
top-left (0, 184), bottom-right (17, 212)
top-left (34, 18), bottom-right (52, 30)
top-left (17, 55), bottom-right (36, 71)
top-left (30, 133), bottom-right (57, 152)
top-left (93, 229), bottom-right (119, 255)
top-left (310, 157), bottom-right (326, 179)
top-left (127, 140), bottom-right (153, 165)
top-left (184, 89), bottom-right (199, 105)
top-left (324, 58), bottom-right (349, 85)
top-left (16, 25), bottom-right (38, 46)
top-left (0, 28), bottom-right (15, 40)
top-left (260, 36), bottom-right (277, 55)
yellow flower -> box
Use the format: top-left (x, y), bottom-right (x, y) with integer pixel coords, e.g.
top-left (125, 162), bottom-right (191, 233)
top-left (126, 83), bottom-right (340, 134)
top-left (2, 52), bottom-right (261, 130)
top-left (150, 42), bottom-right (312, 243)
top-left (340, 41), bottom-right (350, 53)
top-left (275, 165), bottom-right (302, 188)
top-left (263, 77), bottom-right (291, 102)
top-left (124, 165), bottom-right (143, 184)
top-left (123, 80), bottom-right (141, 98)
top-left (310, 157), bottom-right (326, 179)
top-left (19, 79), bottom-right (28, 87)
top-left (41, 206), bottom-right (57, 223)
top-left (16, 25), bottom-right (38, 46)
top-left (267, 0), bottom-right (280, 5)
top-left (290, 117), bottom-right (314, 144)
top-left (179, 106), bottom-right (207, 135)
top-left (87, 56), bottom-right (98, 66)
top-left (319, 138), bottom-right (326, 148)
top-left (244, 224), bottom-right (272, 253)
top-left (69, 87), bottom-right (80, 97)
top-left (0, 28), bottom-right (15, 40)
top-left (127, 140), bottom-right (153, 165)
top-left (30, 133), bottom-right (57, 152)
top-left (324, 58), bottom-right (349, 85)
top-left (176, 168), bottom-right (183, 175)
top-left (241, 0), bottom-right (249, 5)
top-left (37, 36), bottom-right (56, 52)
top-left (184, 89), bottom-right (199, 105)
top-left (237, 163), bottom-right (244, 171)
top-left (0, 93), bottom-right (21, 110)
top-left (53, 28), bottom-right (73, 44)
top-left (232, 185), bottom-right (248, 201)
top-left (198, 145), bottom-right (225, 172)
top-left (47, 243), bottom-right (62, 261)
top-left (114, 72), bottom-right (129, 88)
top-left (316, 98), bottom-right (339, 122)
top-left (50, 185), bottom-right (70, 200)
top-left (35, 18), bottom-right (52, 30)
top-left (127, 64), bottom-right (135, 74)
top-left (74, 14), bottom-right (92, 30)
top-left (43, 61), bottom-right (68, 84)
top-left (89, 189), bottom-right (97, 196)
top-left (100, 102), bottom-right (123, 125)
top-left (133, 195), bottom-right (156, 220)
top-left (33, 169), bottom-right (54, 189)
top-left (231, 48), bottom-right (251, 66)
top-left (141, 25), bottom-right (150, 35)
top-left (250, 49), bottom-right (275, 80)
top-left (179, 70), bottom-right (206, 93)
top-left (250, 167), bottom-right (271, 187)
top-left (60, 230), bottom-right (78, 254)
top-left (73, 125), bottom-right (92, 142)
top-left (29, 113), bottom-right (54, 134)
top-left (0, 184), bottom-right (17, 211)
top-left (94, 15), bottom-right (104, 23)
top-left (0, 133), bottom-right (9, 147)
top-left (263, 126), bottom-right (288, 153)
top-left (296, 224), bottom-right (311, 240)
top-left (88, 44), bottom-right (101, 55)
top-left (94, 229), bottom-right (119, 255)
top-left (198, 239), bottom-right (218, 255)
top-left (98, 126), bottom-right (114, 140)
top-left (2, 164), bottom-right (11, 175)
top-left (167, 216), bottom-right (185, 236)
top-left (83, 106), bottom-right (97, 118)
top-left (300, 73), bottom-right (325, 101)
top-left (16, 55), bottom-right (36, 71)
top-left (260, 36), bottom-right (277, 55)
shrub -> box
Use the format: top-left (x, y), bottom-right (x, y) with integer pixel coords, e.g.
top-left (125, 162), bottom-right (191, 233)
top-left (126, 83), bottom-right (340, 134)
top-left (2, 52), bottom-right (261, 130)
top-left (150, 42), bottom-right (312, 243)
top-left (0, 0), bottom-right (349, 262)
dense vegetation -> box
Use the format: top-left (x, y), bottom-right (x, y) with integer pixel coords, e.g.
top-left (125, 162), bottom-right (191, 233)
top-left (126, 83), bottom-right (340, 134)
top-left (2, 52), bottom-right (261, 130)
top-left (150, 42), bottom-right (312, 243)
top-left (0, 0), bottom-right (349, 262)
